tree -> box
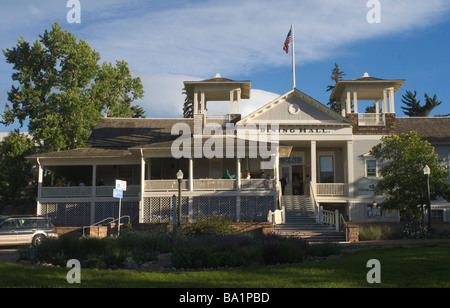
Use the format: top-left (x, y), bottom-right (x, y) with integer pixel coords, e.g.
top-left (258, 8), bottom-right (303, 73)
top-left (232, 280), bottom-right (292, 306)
top-left (326, 63), bottom-right (346, 113)
top-left (182, 89), bottom-right (193, 118)
top-left (401, 90), bottom-right (442, 117)
top-left (0, 130), bottom-right (35, 206)
top-left (2, 23), bottom-right (145, 152)
top-left (370, 131), bottom-right (450, 216)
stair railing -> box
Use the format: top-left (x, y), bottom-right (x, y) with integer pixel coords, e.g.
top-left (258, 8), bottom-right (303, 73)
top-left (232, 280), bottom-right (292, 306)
top-left (320, 207), bottom-right (340, 232)
top-left (310, 183), bottom-right (320, 224)
top-left (340, 214), bottom-right (349, 242)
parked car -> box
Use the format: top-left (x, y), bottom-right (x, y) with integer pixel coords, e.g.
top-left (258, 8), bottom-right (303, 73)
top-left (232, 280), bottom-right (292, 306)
top-left (0, 216), bottom-right (58, 246)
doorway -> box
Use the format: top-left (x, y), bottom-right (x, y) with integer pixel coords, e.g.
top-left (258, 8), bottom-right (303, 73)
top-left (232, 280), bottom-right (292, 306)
top-left (280, 164), bottom-right (306, 195)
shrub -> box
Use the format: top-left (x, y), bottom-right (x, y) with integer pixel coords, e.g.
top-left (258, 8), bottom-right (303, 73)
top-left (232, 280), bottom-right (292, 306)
top-left (117, 229), bottom-right (172, 254)
top-left (184, 215), bottom-right (234, 236)
top-left (403, 220), bottom-right (429, 239)
top-left (358, 225), bottom-right (403, 241)
top-left (261, 235), bottom-right (306, 265)
top-left (307, 243), bottom-right (341, 257)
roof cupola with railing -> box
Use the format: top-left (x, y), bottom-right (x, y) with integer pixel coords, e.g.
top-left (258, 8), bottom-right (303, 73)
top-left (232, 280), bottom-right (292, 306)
top-left (330, 73), bottom-right (405, 134)
top-left (183, 74), bottom-right (251, 125)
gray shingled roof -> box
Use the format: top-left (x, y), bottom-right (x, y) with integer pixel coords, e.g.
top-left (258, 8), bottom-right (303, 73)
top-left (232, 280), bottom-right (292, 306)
top-left (396, 117), bottom-right (450, 144)
top-left (87, 117), bottom-right (194, 149)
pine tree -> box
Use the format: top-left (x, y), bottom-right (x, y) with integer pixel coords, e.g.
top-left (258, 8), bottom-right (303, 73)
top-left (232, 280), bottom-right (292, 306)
top-left (401, 90), bottom-right (442, 117)
top-left (326, 63), bottom-right (346, 113)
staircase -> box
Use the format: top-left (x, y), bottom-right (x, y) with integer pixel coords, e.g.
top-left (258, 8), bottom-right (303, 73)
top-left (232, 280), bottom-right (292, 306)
top-left (274, 195), bottom-right (346, 242)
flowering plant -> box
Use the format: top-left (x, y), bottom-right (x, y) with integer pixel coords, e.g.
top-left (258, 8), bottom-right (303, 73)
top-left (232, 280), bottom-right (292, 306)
top-left (402, 220), bottom-right (429, 239)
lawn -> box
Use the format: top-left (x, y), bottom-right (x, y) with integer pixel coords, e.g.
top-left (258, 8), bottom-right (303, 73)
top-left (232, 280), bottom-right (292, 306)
top-left (1, 241), bottom-right (449, 288)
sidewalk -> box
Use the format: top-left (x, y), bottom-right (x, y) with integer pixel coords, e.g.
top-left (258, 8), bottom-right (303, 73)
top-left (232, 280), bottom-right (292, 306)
top-left (342, 238), bottom-right (450, 247)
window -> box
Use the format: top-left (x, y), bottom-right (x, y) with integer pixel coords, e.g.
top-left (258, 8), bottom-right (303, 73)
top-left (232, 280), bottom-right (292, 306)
top-left (431, 210), bottom-right (444, 223)
top-left (319, 155), bottom-right (334, 183)
top-left (366, 159), bottom-right (377, 177)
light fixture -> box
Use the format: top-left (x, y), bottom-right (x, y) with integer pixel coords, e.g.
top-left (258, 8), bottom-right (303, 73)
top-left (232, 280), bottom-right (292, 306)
top-left (176, 170), bottom-right (184, 180)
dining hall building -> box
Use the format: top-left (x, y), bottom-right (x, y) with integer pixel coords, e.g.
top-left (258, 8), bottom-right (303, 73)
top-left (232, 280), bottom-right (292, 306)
top-left (28, 73), bottom-right (450, 229)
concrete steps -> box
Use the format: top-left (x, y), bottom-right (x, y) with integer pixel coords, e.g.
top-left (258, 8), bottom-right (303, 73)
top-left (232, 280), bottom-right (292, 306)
top-left (275, 195), bottom-right (346, 242)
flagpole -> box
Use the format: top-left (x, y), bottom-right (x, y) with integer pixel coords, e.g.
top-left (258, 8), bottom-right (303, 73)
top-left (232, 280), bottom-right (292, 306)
top-left (291, 23), bottom-right (296, 89)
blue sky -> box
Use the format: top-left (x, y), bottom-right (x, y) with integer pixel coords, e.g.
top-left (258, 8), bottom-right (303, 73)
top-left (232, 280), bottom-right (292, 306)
top-left (1, 0), bottom-right (450, 132)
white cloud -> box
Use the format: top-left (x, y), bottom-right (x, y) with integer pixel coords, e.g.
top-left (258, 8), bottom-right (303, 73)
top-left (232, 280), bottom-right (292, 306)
top-left (1, 0), bottom-right (450, 129)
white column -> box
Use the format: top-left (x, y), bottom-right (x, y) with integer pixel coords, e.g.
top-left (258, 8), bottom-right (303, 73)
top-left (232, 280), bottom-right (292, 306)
top-left (389, 87), bottom-right (395, 114)
top-left (37, 159), bottom-right (43, 215)
top-left (346, 141), bottom-right (354, 197)
top-left (193, 91), bottom-right (199, 114)
top-left (341, 98), bottom-right (346, 117)
top-left (353, 90), bottom-right (358, 114)
top-left (310, 141), bottom-right (317, 189)
top-left (346, 90), bottom-right (352, 114)
top-left (91, 164), bottom-right (97, 225)
top-left (189, 158), bottom-right (194, 192)
top-left (140, 150), bottom-right (146, 223)
top-left (375, 100), bottom-right (380, 124)
top-left (382, 89), bottom-right (388, 114)
top-left (236, 158), bottom-right (241, 191)
top-left (230, 90), bottom-right (235, 114)
top-left (200, 91), bottom-right (206, 114)
top-left (237, 88), bottom-right (242, 114)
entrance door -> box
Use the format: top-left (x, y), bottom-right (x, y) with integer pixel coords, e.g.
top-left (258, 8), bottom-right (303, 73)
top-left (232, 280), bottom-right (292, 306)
top-left (280, 165), bottom-right (291, 195)
top-left (280, 164), bottom-right (306, 195)
top-left (292, 165), bottom-right (304, 195)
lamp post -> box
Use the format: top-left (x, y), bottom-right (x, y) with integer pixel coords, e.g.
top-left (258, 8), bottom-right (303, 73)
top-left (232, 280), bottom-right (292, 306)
top-left (176, 170), bottom-right (184, 228)
top-left (423, 165), bottom-right (432, 233)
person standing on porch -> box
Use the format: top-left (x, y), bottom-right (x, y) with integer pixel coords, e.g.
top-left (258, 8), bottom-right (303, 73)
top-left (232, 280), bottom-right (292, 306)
top-left (222, 169), bottom-right (233, 179)
top-left (280, 176), bottom-right (287, 195)
top-left (305, 174), bottom-right (311, 195)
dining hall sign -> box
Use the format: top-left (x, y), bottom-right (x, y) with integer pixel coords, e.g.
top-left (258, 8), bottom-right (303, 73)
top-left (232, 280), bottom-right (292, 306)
top-left (260, 127), bottom-right (333, 134)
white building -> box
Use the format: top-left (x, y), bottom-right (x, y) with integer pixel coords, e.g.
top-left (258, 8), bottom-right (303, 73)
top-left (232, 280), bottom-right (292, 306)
top-left (28, 73), bottom-right (450, 228)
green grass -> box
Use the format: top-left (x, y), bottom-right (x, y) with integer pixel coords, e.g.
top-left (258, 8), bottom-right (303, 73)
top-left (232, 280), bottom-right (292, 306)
top-left (1, 242), bottom-right (449, 288)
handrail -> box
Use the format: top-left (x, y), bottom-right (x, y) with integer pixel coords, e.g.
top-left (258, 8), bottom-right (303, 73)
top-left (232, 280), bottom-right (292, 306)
top-left (340, 213), bottom-right (349, 242)
top-left (82, 216), bottom-right (131, 237)
top-left (82, 217), bottom-right (114, 236)
top-left (110, 215), bottom-right (131, 225)
top-left (310, 183), bottom-right (320, 223)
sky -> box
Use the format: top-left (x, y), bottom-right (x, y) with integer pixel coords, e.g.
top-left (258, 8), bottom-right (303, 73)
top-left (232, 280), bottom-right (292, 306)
top-left (1, 0), bottom-right (450, 132)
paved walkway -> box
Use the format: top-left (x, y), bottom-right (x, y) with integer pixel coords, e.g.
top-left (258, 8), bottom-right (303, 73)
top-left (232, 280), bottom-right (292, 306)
top-left (342, 238), bottom-right (450, 247)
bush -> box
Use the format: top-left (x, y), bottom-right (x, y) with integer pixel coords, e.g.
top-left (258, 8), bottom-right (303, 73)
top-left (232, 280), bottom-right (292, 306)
top-left (403, 220), bottom-right (429, 239)
top-left (172, 234), bottom-right (309, 269)
top-left (307, 243), bottom-right (341, 257)
top-left (261, 235), bottom-right (306, 265)
top-left (359, 225), bottom-right (403, 241)
top-left (183, 215), bottom-right (234, 236)
top-left (117, 229), bottom-right (172, 254)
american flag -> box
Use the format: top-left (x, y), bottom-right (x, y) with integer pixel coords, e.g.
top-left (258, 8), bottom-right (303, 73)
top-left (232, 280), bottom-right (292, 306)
top-left (283, 29), bottom-right (292, 54)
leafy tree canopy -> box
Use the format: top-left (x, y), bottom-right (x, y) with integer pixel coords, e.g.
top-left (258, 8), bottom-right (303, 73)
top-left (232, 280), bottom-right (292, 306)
top-left (0, 130), bottom-right (35, 205)
top-left (2, 23), bottom-right (145, 152)
top-left (370, 131), bottom-right (450, 215)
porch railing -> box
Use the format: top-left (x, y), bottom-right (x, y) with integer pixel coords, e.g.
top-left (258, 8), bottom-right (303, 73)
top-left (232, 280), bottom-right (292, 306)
top-left (241, 179), bottom-right (276, 191)
top-left (144, 180), bottom-right (188, 192)
top-left (316, 183), bottom-right (348, 196)
top-left (358, 113), bottom-right (385, 126)
top-left (41, 185), bottom-right (140, 198)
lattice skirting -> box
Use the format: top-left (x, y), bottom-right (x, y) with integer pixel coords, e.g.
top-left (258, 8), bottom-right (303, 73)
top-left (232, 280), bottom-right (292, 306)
top-left (142, 196), bottom-right (276, 223)
top-left (40, 201), bottom-right (139, 227)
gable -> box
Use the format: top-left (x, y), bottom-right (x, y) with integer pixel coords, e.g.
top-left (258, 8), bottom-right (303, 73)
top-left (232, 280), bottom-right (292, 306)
top-left (240, 89), bottom-right (352, 126)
